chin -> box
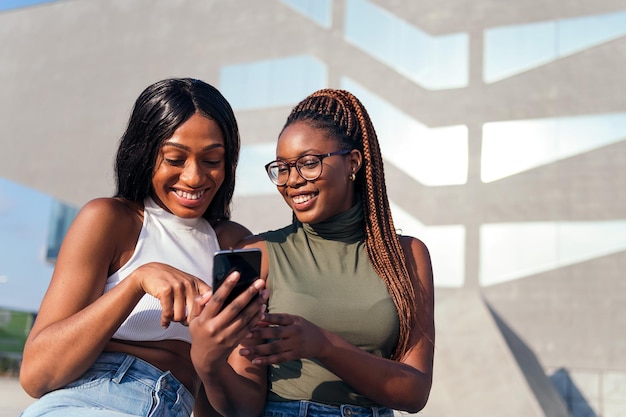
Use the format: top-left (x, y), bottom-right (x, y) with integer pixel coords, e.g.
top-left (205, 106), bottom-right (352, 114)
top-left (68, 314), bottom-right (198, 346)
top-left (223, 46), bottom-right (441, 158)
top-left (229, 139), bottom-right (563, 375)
top-left (294, 212), bottom-right (322, 225)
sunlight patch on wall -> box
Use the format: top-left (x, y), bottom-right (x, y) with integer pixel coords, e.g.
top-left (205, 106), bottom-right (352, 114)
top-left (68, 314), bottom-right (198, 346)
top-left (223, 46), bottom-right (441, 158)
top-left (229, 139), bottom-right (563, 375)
top-left (220, 55), bottom-right (327, 110)
top-left (480, 221), bottom-right (626, 286)
top-left (279, 0), bottom-right (333, 28)
top-left (344, 0), bottom-right (468, 90)
top-left (234, 143), bottom-right (468, 288)
top-left (481, 113), bottom-right (626, 183)
top-left (484, 11), bottom-right (626, 83)
top-left (343, 77), bottom-right (468, 186)
top-left (235, 143), bottom-right (277, 197)
top-left (391, 202), bottom-right (465, 288)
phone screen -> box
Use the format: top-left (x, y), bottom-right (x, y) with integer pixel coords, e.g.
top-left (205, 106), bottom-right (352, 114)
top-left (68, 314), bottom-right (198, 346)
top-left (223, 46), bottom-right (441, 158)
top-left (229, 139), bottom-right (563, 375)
top-left (212, 248), bottom-right (262, 310)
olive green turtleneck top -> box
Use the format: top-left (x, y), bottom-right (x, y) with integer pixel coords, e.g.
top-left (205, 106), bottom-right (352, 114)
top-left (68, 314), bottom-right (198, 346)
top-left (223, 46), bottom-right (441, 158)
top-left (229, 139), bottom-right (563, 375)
top-left (260, 202), bottom-right (400, 406)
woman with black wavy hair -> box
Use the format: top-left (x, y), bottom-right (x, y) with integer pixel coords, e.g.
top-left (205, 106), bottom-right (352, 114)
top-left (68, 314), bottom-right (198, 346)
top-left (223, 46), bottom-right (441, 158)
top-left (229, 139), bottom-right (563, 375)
top-left (20, 78), bottom-right (266, 417)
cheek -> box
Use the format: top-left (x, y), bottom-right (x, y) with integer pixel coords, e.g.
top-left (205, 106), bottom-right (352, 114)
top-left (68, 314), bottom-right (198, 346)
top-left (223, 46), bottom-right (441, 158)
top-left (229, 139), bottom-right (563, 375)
top-left (211, 167), bottom-right (227, 188)
top-left (151, 165), bottom-right (171, 185)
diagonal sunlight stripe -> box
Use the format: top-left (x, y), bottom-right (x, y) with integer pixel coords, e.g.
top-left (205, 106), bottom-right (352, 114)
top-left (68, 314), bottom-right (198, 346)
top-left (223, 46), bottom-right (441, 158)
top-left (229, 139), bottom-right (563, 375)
top-left (480, 221), bottom-right (626, 286)
top-left (484, 10), bottom-right (626, 83)
top-left (344, 0), bottom-right (468, 90)
top-left (390, 202), bottom-right (466, 288)
top-left (343, 77), bottom-right (468, 186)
top-left (481, 113), bottom-right (626, 183)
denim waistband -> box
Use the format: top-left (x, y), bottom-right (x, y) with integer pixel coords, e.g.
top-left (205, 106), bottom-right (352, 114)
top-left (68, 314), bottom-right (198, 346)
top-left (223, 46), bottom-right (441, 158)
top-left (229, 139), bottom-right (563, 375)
top-left (21, 352), bottom-right (195, 417)
top-left (262, 400), bottom-right (394, 417)
top-left (92, 352), bottom-right (194, 413)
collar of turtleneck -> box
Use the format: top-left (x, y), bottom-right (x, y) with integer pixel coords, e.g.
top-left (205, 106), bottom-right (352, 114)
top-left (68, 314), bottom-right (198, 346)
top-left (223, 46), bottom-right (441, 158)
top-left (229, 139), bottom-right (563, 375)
top-left (301, 199), bottom-right (365, 243)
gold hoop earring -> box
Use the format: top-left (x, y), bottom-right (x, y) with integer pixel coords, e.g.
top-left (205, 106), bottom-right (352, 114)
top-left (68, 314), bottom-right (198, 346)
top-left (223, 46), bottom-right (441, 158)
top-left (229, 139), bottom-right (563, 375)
top-left (349, 173), bottom-right (356, 181)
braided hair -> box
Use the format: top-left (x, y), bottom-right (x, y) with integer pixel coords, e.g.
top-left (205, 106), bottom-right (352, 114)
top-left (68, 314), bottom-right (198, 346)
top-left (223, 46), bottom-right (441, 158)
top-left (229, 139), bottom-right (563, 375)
top-left (283, 89), bottom-right (422, 359)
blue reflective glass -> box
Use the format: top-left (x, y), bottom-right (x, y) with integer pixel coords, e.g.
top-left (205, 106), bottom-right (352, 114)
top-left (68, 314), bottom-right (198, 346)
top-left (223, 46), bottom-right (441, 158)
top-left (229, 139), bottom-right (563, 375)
top-left (0, 0), bottom-right (56, 12)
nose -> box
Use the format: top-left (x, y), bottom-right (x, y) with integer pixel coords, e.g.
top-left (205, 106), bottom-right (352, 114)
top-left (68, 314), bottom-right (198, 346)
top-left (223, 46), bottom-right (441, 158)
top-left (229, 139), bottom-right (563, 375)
top-left (180, 161), bottom-right (203, 186)
top-left (285, 162), bottom-right (304, 187)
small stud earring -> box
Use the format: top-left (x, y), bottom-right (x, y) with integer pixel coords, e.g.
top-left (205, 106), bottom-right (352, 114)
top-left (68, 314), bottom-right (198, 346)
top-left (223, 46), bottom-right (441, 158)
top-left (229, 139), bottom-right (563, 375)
top-left (349, 173), bottom-right (356, 181)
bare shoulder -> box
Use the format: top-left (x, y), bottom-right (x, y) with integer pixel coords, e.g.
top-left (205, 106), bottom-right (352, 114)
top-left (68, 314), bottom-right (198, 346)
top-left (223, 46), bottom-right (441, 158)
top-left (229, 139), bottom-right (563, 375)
top-left (398, 235), bottom-right (434, 291)
top-left (37, 198), bottom-right (142, 320)
top-left (237, 234), bottom-right (266, 248)
top-left (64, 198), bottom-right (143, 261)
top-left (214, 219), bottom-right (253, 250)
top-left (399, 235), bottom-right (432, 265)
top-left (78, 197), bottom-right (141, 224)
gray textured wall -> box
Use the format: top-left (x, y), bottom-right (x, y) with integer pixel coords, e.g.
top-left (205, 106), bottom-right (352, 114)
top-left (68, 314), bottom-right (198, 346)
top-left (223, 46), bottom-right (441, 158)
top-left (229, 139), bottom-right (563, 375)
top-left (1, 0), bottom-right (625, 415)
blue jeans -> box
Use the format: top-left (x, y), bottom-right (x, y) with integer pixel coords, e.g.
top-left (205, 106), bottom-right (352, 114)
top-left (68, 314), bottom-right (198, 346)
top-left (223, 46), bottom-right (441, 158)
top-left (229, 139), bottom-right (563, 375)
top-left (21, 352), bottom-right (194, 417)
top-left (261, 400), bottom-right (394, 417)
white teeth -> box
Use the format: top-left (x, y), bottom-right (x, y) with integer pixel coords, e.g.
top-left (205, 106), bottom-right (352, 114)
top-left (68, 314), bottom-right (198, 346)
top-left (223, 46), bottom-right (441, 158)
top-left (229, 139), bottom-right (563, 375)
top-left (292, 194), bottom-right (314, 204)
top-left (176, 189), bottom-right (206, 200)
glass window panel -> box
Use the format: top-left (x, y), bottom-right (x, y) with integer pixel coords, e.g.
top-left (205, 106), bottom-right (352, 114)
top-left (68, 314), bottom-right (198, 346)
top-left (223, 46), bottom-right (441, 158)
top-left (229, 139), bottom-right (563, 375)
top-left (46, 200), bottom-right (79, 262)
top-left (0, 178), bottom-right (54, 312)
top-left (0, 0), bottom-right (56, 11)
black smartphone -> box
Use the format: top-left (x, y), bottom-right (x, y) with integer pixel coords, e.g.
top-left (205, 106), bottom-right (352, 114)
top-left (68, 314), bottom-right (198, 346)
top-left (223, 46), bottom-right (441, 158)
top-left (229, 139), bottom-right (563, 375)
top-left (212, 248), bottom-right (262, 310)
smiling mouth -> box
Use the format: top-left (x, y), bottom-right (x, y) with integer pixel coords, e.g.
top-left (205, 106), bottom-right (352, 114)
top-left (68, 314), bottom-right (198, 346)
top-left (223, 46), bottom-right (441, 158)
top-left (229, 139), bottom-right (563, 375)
top-left (175, 189), bottom-right (207, 200)
top-left (292, 193), bottom-right (316, 204)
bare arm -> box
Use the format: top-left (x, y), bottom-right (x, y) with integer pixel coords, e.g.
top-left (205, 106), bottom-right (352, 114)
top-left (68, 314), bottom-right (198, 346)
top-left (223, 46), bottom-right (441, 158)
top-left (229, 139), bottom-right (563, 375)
top-left (20, 199), bottom-right (210, 397)
top-left (243, 236), bottom-right (435, 412)
top-left (190, 279), bottom-right (268, 417)
top-left (191, 225), bottom-right (269, 417)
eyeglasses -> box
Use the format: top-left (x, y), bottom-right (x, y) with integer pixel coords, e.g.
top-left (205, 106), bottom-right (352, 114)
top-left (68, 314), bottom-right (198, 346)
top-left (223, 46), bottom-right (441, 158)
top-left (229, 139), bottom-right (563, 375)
top-left (264, 149), bottom-right (351, 186)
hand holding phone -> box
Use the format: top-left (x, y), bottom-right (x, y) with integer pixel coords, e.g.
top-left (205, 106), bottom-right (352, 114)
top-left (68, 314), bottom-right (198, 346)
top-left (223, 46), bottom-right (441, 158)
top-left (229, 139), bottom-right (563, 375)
top-left (212, 248), bottom-right (262, 311)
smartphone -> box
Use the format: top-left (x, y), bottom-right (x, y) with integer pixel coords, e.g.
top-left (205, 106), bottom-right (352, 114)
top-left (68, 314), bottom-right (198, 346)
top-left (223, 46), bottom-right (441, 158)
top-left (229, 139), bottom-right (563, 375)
top-left (212, 248), bottom-right (262, 310)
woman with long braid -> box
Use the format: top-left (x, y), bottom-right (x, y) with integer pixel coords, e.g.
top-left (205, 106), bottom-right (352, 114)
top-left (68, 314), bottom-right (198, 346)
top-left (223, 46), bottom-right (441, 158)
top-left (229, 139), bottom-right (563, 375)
top-left (194, 89), bottom-right (434, 417)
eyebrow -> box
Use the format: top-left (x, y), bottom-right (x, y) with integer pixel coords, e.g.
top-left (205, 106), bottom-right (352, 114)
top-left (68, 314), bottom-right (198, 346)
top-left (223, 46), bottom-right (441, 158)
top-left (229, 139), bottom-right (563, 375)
top-left (275, 150), bottom-right (323, 160)
top-left (161, 142), bottom-right (225, 152)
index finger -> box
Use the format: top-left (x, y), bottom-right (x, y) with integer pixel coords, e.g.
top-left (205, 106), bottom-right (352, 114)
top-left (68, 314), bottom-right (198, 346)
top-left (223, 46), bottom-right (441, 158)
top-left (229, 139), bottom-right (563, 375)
top-left (207, 270), bottom-right (241, 312)
top-left (183, 276), bottom-right (212, 324)
top-left (196, 278), bottom-right (211, 295)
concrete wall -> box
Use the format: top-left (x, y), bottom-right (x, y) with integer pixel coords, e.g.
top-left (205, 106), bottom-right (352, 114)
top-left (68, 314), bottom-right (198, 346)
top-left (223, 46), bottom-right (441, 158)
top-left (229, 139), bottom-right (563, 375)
top-left (1, 0), bottom-right (625, 415)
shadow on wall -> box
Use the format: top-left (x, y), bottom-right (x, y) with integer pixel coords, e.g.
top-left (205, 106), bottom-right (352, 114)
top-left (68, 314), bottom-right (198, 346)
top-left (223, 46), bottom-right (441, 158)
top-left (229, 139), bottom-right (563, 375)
top-left (486, 302), bottom-right (571, 417)
top-left (550, 368), bottom-right (598, 417)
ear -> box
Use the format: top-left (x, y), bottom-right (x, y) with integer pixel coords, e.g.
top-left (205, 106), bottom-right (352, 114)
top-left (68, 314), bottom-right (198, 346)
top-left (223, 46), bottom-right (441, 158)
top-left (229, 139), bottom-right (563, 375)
top-left (348, 149), bottom-right (363, 176)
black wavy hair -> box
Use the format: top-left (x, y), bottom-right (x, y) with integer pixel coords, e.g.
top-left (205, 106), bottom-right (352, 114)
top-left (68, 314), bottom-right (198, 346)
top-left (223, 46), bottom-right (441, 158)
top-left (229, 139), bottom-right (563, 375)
top-left (114, 78), bottom-right (240, 224)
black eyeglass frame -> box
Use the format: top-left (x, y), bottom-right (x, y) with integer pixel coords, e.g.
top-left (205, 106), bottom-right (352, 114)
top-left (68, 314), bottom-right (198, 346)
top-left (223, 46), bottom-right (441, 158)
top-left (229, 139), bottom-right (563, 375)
top-left (264, 149), bottom-right (352, 186)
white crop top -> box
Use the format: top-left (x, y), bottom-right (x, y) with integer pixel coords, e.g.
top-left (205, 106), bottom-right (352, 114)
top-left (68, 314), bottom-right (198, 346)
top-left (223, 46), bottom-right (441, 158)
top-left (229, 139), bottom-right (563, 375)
top-left (104, 198), bottom-right (219, 343)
